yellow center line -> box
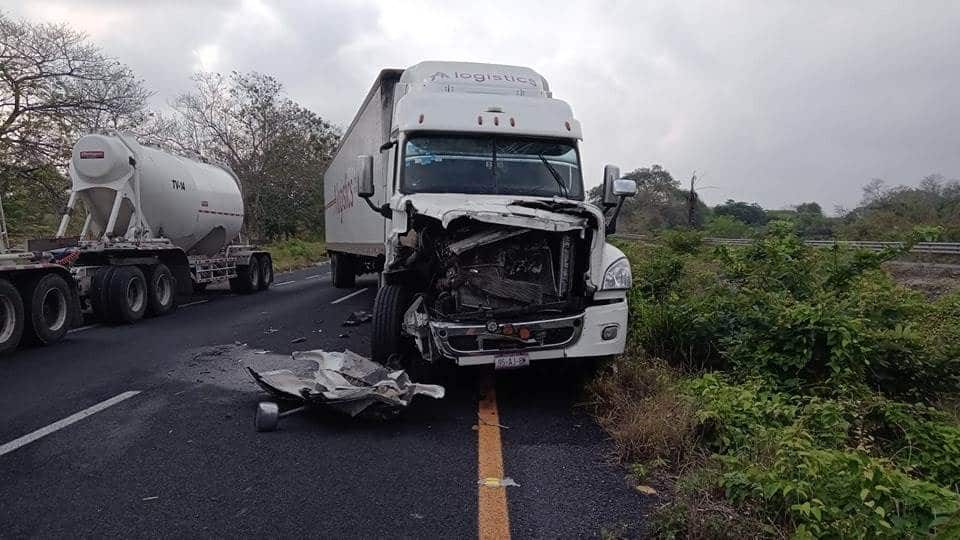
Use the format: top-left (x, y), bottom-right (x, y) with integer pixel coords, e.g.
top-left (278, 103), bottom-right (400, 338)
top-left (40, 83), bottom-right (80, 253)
top-left (478, 373), bottom-right (511, 540)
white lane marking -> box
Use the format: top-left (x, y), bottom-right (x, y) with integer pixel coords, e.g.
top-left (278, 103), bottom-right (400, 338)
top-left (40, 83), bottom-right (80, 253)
top-left (67, 324), bottom-right (99, 334)
top-left (181, 299), bottom-right (209, 308)
top-left (0, 391), bottom-right (142, 457)
top-left (331, 287), bottom-right (369, 305)
top-left (304, 274), bottom-right (324, 280)
top-left (273, 280), bottom-right (297, 287)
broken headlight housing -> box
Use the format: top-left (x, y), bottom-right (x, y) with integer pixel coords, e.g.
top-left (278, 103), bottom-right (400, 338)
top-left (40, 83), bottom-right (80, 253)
top-left (601, 257), bottom-right (632, 290)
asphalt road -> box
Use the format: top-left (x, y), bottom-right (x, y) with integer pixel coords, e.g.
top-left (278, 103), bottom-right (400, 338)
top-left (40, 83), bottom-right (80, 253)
top-left (0, 263), bottom-right (649, 539)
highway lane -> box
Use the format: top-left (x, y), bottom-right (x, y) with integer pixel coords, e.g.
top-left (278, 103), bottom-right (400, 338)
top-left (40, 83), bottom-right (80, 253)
top-left (0, 264), bottom-right (647, 538)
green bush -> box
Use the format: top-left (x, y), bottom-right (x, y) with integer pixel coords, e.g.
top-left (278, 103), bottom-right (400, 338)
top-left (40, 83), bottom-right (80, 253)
top-left (602, 226), bottom-right (960, 538)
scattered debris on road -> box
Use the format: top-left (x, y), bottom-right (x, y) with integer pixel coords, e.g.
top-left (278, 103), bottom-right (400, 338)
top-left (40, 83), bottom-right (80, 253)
top-left (478, 477), bottom-right (520, 488)
top-left (290, 337), bottom-right (306, 344)
top-left (342, 310), bottom-right (372, 326)
top-left (247, 349), bottom-right (445, 427)
top-left (264, 328), bottom-right (279, 335)
top-left (338, 333), bottom-right (349, 338)
top-left (634, 485), bottom-right (658, 496)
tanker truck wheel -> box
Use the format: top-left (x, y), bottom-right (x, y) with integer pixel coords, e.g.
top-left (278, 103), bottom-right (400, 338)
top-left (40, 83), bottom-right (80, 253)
top-left (257, 255), bottom-right (273, 291)
top-left (331, 253), bottom-right (356, 289)
top-left (23, 273), bottom-right (71, 345)
top-left (229, 260), bottom-right (260, 294)
top-left (89, 266), bottom-right (117, 322)
top-left (107, 266), bottom-right (148, 323)
top-left (0, 279), bottom-right (25, 355)
top-left (145, 264), bottom-right (177, 317)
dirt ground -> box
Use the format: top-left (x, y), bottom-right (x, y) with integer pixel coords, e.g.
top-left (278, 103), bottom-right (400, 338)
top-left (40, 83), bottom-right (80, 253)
top-left (884, 261), bottom-right (960, 299)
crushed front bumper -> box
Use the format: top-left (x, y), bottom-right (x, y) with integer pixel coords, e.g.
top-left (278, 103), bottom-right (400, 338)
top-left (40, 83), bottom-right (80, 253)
top-left (428, 293), bottom-right (629, 366)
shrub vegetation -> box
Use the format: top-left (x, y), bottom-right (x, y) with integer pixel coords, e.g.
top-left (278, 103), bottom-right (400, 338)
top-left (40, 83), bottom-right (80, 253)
top-left (592, 225), bottom-right (960, 538)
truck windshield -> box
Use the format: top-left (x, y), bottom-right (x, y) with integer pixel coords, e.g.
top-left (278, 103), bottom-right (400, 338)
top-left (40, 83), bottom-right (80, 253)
top-left (401, 135), bottom-right (584, 199)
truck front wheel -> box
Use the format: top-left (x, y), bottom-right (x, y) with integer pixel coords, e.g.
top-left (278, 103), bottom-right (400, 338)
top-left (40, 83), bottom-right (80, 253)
top-left (24, 273), bottom-right (71, 344)
top-left (0, 279), bottom-right (25, 354)
top-left (331, 253), bottom-right (356, 288)
top-left (371, 285), bottom-right (408, 365)
top-left (257, 255), bottom-right (273, 290)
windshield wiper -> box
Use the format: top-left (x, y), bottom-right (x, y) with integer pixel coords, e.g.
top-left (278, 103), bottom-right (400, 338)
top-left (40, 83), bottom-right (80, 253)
top-left (538, 153), bottom-right (569, 198)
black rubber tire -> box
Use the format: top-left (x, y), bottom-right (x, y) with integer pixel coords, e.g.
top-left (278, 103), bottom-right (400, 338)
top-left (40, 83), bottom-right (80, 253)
top-left (89, 266), bottom-right (117, 322)
top-left (23, 273), bottom-right (71, 345)
top-left (107, 266), bottom-right (148, 323)
top-left (192, 281), bottom-right (208, 294)
top-left (257, 255), bottom-right (273, 290)
top-left (0, 279), bottom-right (25, 355)
top-left (145, 264), bottom-right (177, 317)
top-left (229, 259), bottom-right (260, 294)
top-left (331, 252), bottom-right (356, 289)
top-left (371, 285), bottom-right (409, 365)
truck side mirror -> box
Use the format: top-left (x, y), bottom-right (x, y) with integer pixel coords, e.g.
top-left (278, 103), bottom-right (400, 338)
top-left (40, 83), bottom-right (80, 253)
top-left (613, 178), bottom-right (637, 197)
top-left (357, 155), bottom-right (374, 197)
top-left (601, 165), bottom-right (621, 208)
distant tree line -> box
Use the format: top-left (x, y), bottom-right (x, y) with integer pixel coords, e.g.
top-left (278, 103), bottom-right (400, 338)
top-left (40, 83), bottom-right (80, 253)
top-left (0, 11), bottom-right (339, 244)
top-left (598, 162), bottom-right (960, 242)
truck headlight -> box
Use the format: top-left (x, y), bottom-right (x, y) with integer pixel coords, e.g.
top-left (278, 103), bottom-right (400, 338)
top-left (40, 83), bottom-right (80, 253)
top-left (601, 257), bottom-right (632, 290)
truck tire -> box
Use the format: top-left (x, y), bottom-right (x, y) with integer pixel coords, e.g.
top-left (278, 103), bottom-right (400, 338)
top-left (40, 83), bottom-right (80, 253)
top-left (371, 285), bottom-right (409, 365)
top-left (90, 266), bottom-right (117, 322)
top-left (257, 255), bottom-right (273, 290)
top-left (23, 273), bottom-right (71, 345)
top-left (331, 252), bottom-right (356, 288)
top-left (229, 260), bottom-right (259, 294)
top-left (0, 279), bottom-right (25, 355)
top-left (108, 266), bottom-right (148, 323)
top-left (192, 281), bottom-right (208, 294)
top-left (145, 263), bottom-right (177, 317)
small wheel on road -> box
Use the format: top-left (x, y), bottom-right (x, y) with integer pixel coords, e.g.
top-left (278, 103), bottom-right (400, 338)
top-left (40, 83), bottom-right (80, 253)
top-left (0, 278), bottom-right (25, 355)
top-left (331, 252), bottom-right (355, 289)
top-left (24, 273), bottom-right (71, 345)
top-left (89, 266), bottom-right (117, 322)
top-left (108, 266), bottom-right (148, 324)
top-left (229, 259), bottom-right (260, 294)
top-left (145, 263), bottom-right (177, 317)
top-left (255, 401), bottom-right (280, 432)
top-left (257, 255), bottom-right (273, 291)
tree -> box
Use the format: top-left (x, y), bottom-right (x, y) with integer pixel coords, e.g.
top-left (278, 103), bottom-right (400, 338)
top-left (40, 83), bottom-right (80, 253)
top-left (0, 12), bottom-right (151, 238)
top-left (795, 202), bottom-right (823, 215)
top-left (714, 199), bottom-right (768, 226)
top-left (172, 71), bottom-right (340, 240)
top-left (588, 164), bottom-right (708, 233)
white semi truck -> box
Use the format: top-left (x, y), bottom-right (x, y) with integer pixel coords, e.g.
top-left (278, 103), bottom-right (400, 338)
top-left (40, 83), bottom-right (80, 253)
top-left (324, 61), bottom-right (637, 371)
top-left (0, 132), bottom-right (274, 354)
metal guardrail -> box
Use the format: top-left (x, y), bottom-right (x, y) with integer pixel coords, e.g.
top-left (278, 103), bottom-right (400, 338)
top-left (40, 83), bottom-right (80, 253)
top-left (614, 233), bottom-right (960, 255)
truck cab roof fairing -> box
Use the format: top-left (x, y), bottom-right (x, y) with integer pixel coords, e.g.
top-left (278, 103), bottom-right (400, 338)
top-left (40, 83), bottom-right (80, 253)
top-left (394, 92), bottom-right (583, 140)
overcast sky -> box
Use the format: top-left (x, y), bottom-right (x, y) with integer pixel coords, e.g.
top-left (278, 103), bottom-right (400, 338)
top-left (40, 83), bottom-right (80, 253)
top-left (5, 0), bottom-right (959, 210)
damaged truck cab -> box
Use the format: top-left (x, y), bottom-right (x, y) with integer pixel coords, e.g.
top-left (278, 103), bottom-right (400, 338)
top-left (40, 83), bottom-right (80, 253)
top-left (324, 61), bottom-right (636, 370)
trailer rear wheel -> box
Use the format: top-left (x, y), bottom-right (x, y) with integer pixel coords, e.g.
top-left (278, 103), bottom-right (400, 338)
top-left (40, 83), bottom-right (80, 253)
top-left (145, 264), bottom-right (177, 316)
top-left (90, 266), bottom-right (117, 322)
top-left (331, 252), bottom-right (356, 288)
top-left (257, 255), bottom-right (273, 290)
top-left (0, 279), bottom-right (24, 355)
top-left (108, 266), bottom-right (148, 323)
top-left (23, 273), bottom-right (71, 345)
top-left (229, 260), bottom-right (259, 294)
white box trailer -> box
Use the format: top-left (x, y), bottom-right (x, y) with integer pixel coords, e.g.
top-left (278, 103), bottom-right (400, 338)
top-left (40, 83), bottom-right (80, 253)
top-left (325, 61), bottom-right (638, 372)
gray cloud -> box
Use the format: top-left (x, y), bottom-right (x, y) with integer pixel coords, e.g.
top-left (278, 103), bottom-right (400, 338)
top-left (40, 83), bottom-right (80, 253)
top-left (4, 0), bottom-right (958, 210)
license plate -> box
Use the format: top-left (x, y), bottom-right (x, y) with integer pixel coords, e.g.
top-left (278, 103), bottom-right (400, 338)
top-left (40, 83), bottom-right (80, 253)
top-left (494, 352), bottom-right (530, 370)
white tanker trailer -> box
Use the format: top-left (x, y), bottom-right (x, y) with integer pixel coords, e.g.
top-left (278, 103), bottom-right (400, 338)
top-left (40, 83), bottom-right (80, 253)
top-left (6, 132), bottom-right (275, 339)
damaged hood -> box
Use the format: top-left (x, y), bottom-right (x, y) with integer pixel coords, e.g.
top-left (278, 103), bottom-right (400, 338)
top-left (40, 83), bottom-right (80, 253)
top-left (390, 193), bottom-right (608, 287)
top-left (392, 193), bottom-right (600, 231)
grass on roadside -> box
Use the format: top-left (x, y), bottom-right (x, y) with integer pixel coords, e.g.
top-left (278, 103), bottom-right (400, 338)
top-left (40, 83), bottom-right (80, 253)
top-left (261, 237), bottom-right (327, 273)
